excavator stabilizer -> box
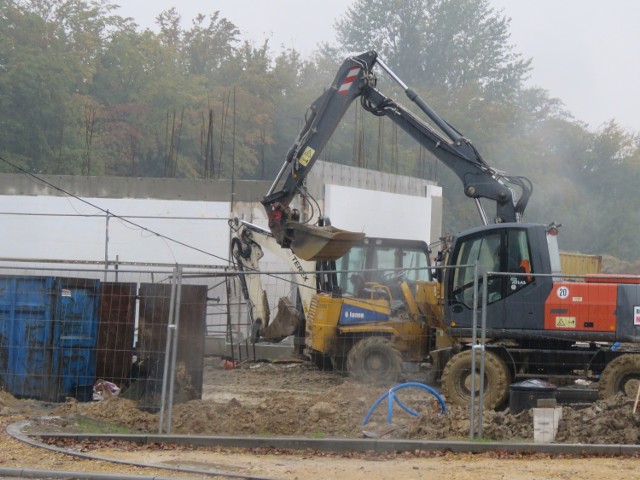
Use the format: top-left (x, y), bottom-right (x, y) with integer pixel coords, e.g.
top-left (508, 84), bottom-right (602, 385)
top-left (288, 223), bottom-right (365, 261)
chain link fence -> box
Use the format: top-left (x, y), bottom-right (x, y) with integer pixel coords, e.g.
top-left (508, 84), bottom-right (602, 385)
top-left (1, 258), bottom-right (639, 443)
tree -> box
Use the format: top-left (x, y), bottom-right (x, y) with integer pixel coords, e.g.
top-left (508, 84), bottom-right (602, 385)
top-left (334, 0), bottom-right (531, 100)
top-left (182, 12), bottom-right (240, 78)
top-left (0, 0), bottom-right (132, 173)
top-left (334, 0), bottom-right (428, 78)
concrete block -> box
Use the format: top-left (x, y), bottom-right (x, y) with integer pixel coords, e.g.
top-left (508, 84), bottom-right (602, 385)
top-left (533, 407), bottom-right (562, 443)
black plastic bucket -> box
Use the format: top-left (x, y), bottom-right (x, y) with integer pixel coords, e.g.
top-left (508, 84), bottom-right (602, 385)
top-left (509, 379), bottom-right (557, 414)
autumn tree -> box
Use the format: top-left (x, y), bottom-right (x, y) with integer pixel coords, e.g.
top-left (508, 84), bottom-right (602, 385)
top-left (334, 0), bottom-right (530, 100)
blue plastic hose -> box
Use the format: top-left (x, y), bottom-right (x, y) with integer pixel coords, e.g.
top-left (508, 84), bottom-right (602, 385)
top-left (362, 382), bottom-right (446, 425)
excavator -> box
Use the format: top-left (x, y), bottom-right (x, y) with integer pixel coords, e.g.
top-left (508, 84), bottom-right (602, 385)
top-left (236, 50), bottom-right (640, 408)
top-left (230, 217), bottom-right (434, 380)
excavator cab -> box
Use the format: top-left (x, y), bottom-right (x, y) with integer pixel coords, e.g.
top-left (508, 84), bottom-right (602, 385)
top-left (335, 237), bottom-right (433, 299)
top-left (444, 223), bottom-right (560, 337)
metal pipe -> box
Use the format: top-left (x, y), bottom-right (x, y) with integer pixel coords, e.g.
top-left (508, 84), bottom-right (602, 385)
top-left (158, 267), bottom-right (178, 434)
top-left (265, 160), bottom-right (290, 197)
top-left (104, 210), bottom-right (110, 282)
top-left (478, 272), bottom-right (489, 437)
top-left (166, 265), bottom-right (183, 433)
top-left (469, 262), bottom-right (479, 440)
top-left (474, 199), bottom-right (489, 226)
top-left (375, 57), bottom-right (464, 143)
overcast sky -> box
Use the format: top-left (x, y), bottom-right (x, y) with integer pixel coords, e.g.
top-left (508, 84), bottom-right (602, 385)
top-left (116, 0), bottom-right (640, 132)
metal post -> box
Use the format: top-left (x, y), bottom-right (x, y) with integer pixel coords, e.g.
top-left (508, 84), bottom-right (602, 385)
top-left (104, 210), bottom-right (110, 282)
top-left (469, 262), bottom-right (478, 440)
top-left (158, 266), bottom-right (178, 434)
top-left (225, 272), bottom-right (235, 364)
top-left (478, 272), bottom-right (489, 438)
top-left (115, 255), bottom-right (119, 282)
top-left (166, 265), bottom-right (183, 433)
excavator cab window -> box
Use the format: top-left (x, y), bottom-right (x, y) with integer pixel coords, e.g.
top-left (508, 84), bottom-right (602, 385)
top-left (503, 229), bottom-right (533, 291)
top-left (336, 240), bottom-right (431, 298)
top-left (451, 232), bottom-right (502, 307)
top-left (401, 248), bottom-right (431, 282)
top-left (450, 228), bottom-right (534, 308)
top-left (371, 246), bottom-right (430, 300)
top-left (337, 244), bottom-right (368, 297)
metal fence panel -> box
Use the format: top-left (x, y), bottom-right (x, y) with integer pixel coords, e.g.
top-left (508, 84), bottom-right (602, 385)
top-left (96, 282), bottom-right (137, 384)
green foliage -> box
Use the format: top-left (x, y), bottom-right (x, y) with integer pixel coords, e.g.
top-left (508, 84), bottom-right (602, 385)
top-left (334, 0), bottom-right (531, 100)
top-left (0, 0), bottom-right (639, 261)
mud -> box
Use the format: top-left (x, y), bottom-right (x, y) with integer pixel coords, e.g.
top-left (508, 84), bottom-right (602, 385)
top-left (16, 357), bottom-right (640, 445)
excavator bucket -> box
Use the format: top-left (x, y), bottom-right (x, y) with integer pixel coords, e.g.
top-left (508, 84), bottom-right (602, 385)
top-left (288, 223), bottom-right (365, 261)
top-left (262, 297), bottom-right (301, 342)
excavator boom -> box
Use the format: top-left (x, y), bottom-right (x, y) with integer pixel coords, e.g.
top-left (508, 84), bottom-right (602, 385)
top-left (262, 50), bottom-right (532, 260)
top-left (261, 52), bottom-right (378, 261)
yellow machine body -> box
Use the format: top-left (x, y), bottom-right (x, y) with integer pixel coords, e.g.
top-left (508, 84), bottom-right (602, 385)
top-left (305, 288), bottom-right (430, 362)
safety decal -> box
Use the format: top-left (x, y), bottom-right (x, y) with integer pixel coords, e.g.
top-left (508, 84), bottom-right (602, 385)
top-left (299, 146), bottom-right (315, 166)
top-left (556, 286), bottom-right (569, 299)
top-left (338, 67), bottom-right (361, 96)
top-left (555, 317), bottom-right (576, 328)
top-left (634, 306), bottom-right (640, 326)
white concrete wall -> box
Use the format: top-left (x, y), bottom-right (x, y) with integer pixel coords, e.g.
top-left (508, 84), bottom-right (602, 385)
top-left (0, 196), bottom-right (230, 266)
top-left (0, 163), bottom-right (442, 266)
top-left (324, 184), bottom-right (441, 243)
top-left (308, 162), bottom-right (442, 245)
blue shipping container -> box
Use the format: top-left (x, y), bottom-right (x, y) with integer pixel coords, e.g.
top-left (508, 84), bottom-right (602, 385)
top-left (0, 275), bottom-right (100, 402)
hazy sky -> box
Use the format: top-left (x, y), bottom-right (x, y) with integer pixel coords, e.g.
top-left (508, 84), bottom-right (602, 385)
top-left (116, 0), bottom-right (640, 132)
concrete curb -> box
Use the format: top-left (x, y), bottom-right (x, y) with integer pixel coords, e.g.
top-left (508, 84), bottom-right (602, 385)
top-left (5, 421), bottom-right (277, 480)
top-left (0, 468), bottom-right (204, 479)
top-left (10, 420), bottom-right (640, 457)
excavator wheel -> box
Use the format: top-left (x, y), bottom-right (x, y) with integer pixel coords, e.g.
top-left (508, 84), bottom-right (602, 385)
top-left (598, 354), bottom-right (640, 399)
top-left (441, 349), bottom-right (511, 410)
top-left (346, 336), bottom-right (402, 384)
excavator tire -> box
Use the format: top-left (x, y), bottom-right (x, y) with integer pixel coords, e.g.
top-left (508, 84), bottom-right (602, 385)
top-left (346, 336), bottom-right (402, 384)
top-left (598, 354), bottom-right (640, 399)
top-left (441, 349), bottom-right (511, 410)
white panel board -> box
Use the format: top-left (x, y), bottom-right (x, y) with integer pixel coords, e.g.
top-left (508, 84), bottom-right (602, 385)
top-left (324, 184), bottom-right (437, 242)
top-left (0, 196), bottom-right (230, 265)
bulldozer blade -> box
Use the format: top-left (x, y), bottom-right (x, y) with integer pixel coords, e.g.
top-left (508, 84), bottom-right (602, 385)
top-left (262, 297), bottom-right (301, 341)
top-left (288, 222), bottom-right (365, 261)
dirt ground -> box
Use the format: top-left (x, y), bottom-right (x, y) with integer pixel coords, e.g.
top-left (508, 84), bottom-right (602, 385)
top-left (36, 357), bottom-right (640, 443)
top-left (2, 357), bottom-right (640, 479)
